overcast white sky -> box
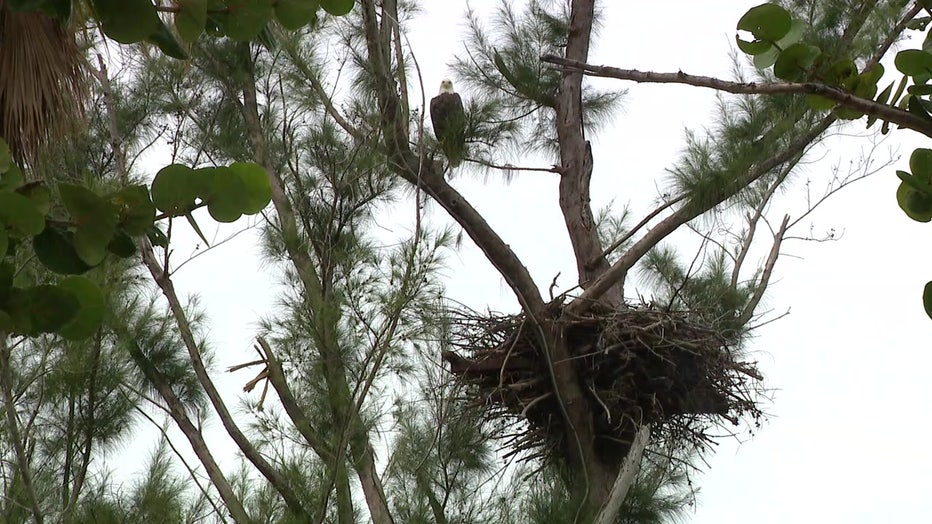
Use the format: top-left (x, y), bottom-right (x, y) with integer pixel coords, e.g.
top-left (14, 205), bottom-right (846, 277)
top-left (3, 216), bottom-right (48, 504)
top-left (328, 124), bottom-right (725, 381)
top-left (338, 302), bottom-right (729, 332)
top-left (142, 1), bottom-right (932, 522)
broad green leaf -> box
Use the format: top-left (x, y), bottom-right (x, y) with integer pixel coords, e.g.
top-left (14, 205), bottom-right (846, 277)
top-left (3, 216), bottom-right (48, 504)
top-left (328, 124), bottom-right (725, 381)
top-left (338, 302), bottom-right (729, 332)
top-left (57, 276), bottom-right (105, 340)
top-left (908, 95), bottom-right (932, 120)
top-left (776, 19), bottom-right (805, 48)
top-left (859, 63), bottom-right (884, 87)
top-left (90, 0), bottom-right (161, 44)
top-left (33, 227), bottom-right (93, 274)
top-left (192, 166), bottom-right (222, 199)
top-left (0, 229), bottom-right (6, 259)
top-left (73, 226), bottom-right (113, 266)
top-left (0, 163), bottom-right (23, 191)
top-left (806, 94), bottom-right (836, 111)
top-left (148, 19), bottom-right (189, 59)
top-left (834, 106), bottom-right (865, 120)
top-left (151, 164), bottom-right (199, 215)
top-left (109, 185), bottom-right (156, 236)
top-left (895, 49), bottom-right (932, 78)
top-left (853, 79), bottom-right (878, 101)
top-left (275, 0), bottom-right (319, 30)
top-left (896, 181), bottom-right (932, 222)
top-left (868, 82), bottom-right (895, 127)
top-left (0, 139), bottom-right (10, 173)
top-left (0, 269), bottom-right (14, 334)
top-left (146, 224), bottom-right (169, 248)
top-left (0, 310), bottom-right (10, 333)
top-left (924, 281), bottom-right (932, 320)
top-left (908, 84), bottom-right (932, 95)
top-left (24, 285), bottom-right (79, 334)
top-left (910, 148), bottom-right (932, 181)
top-left (320, 0), bottom-right (353, 16)
top-left (175, 0), bottom-right (208, 42)
top-left (0, 192), bottom-right (45, 236)
top-left (222, 0), bottom-right (274, 41)
top-left (825, 58), bottom-right (858, 87)
top-left (204, 169), bottom-right (248, 223)
top-left (896, 170), bottom-right (932, 192)
top-left (735, 36), bottom-right (773, 56)
top-left (890, 75), bottom-right (909, 108)
top-left (753, 46), bottom-right (780, 70)
top-left (845, 64), bottom-right (883, 101)
top-left (8, 0), bottom-right (70, 19)
top-left (876, 82), bottom-right (895, 105)
top-left (229, 162), bottom-right (271, 214)
top-left (773, 43), bottom-right (820, 81)
top-left (0, 262), bottom-right (11, 303)
top-left (737, 3), bottom-right (791, 42)
top-left (106, 231), bottom-right (137, 258)
top-left (59, 184), bottom-right (119, 266)
top-left (17, 181), bottom-right (51, 215)
top-left (2, 289), bottom-right (32, 334)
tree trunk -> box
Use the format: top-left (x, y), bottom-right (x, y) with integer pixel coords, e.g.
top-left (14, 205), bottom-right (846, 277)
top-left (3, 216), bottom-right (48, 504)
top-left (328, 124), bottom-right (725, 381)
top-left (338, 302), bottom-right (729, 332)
top-left (555, 0), bottom-right (621, 305)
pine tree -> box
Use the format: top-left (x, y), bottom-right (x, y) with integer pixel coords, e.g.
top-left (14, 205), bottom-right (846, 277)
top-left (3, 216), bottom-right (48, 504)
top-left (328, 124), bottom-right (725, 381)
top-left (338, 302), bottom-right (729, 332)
top-left (0, 1), bottom-right (918, 523)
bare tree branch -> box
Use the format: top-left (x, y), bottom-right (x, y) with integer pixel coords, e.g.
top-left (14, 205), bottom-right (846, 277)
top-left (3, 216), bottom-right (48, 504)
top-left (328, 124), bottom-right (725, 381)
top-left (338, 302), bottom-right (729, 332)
top-left (732, 160), bottom-right (794, 287)
top-left (593, 195), bottom-right (685, 269)
top-left (541, 55), bottom-right (932, 139)
top-left (594, 425), bottom-right (651, 524)
top-left (88, 55), bottom-right (127, 183)
top-left (358, 0), bottom-right (546, 320)
top-left (736, 215), bottom-right (789, 329)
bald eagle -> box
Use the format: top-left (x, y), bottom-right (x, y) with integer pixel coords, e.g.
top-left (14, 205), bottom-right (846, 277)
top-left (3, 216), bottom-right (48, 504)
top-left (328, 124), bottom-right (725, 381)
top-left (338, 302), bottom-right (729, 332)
top-left (430, 79), bottom-right (466, 168)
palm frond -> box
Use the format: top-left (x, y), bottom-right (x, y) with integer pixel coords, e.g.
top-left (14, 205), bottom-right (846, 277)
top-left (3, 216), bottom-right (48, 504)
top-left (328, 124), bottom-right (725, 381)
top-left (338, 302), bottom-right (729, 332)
top-left (0, 1), bottom-right (88, 166)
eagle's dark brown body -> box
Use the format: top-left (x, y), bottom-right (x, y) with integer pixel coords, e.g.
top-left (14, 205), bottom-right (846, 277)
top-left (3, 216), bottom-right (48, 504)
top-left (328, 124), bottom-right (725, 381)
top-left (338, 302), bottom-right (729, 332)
top-left (430, 80), bottom-right (466, 167)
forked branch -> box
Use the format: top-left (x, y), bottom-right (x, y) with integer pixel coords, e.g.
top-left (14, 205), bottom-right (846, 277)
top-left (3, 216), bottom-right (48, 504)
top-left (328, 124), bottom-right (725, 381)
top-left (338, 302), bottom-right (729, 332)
top-left (569, 116), bottom-right (835, 315)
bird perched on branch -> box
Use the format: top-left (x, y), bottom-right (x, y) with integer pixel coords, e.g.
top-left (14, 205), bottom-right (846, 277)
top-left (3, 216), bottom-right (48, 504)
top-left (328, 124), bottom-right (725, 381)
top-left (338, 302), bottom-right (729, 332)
top-left (430, 79), bottom-right (466, 168)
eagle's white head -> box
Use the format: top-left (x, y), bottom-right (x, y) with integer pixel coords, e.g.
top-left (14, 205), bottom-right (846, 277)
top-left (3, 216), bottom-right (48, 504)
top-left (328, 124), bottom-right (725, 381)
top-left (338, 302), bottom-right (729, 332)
top-left (439, 79), bottom-right (455, 95)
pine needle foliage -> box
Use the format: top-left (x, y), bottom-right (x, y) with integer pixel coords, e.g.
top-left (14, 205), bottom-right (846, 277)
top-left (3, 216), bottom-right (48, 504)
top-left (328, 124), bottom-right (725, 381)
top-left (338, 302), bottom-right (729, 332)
top-left (452, 0), bottom-right (624, 157)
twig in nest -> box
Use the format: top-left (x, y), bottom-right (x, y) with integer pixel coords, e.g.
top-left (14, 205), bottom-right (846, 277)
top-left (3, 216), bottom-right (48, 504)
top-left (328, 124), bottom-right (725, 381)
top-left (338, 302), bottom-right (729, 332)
top-left (549, 272), bottom-right (561, 301)
top-left (587, 382), bottom-right (612, 424)
top-left (498, 320), bottom-right (526, 391)
top-left (520, 392), bottom-right (553, 418)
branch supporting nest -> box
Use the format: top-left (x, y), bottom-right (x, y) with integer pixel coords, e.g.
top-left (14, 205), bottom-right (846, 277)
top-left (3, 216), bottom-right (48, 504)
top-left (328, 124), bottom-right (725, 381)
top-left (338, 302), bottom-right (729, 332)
top-left (442, 304), bottom-right (764, 465)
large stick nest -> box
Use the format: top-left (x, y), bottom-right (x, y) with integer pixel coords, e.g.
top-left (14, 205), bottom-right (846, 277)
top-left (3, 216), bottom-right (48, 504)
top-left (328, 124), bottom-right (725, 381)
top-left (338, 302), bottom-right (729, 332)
top-left (442, 304), bottom-right (764, 464)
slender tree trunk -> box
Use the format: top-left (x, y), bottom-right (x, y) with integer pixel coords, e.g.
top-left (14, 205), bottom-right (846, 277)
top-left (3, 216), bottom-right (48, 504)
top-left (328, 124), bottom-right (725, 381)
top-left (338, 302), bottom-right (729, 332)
top-left (352, 442), bottom-right (394, 524)
top-left (0, 335), bottom-right (44, 524)
top-left (235, 43), bottom-right (395, 524)
top-left (126, 343), bottom-right (251, 524)
top-left (68, 331), bottom-right (103, 513)
top-left (61, 395), bottom-right (75, 509)
top-left (139, 241), bottom-right (312, 520)
top-left (334, 462), bottom-right (355, 524)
